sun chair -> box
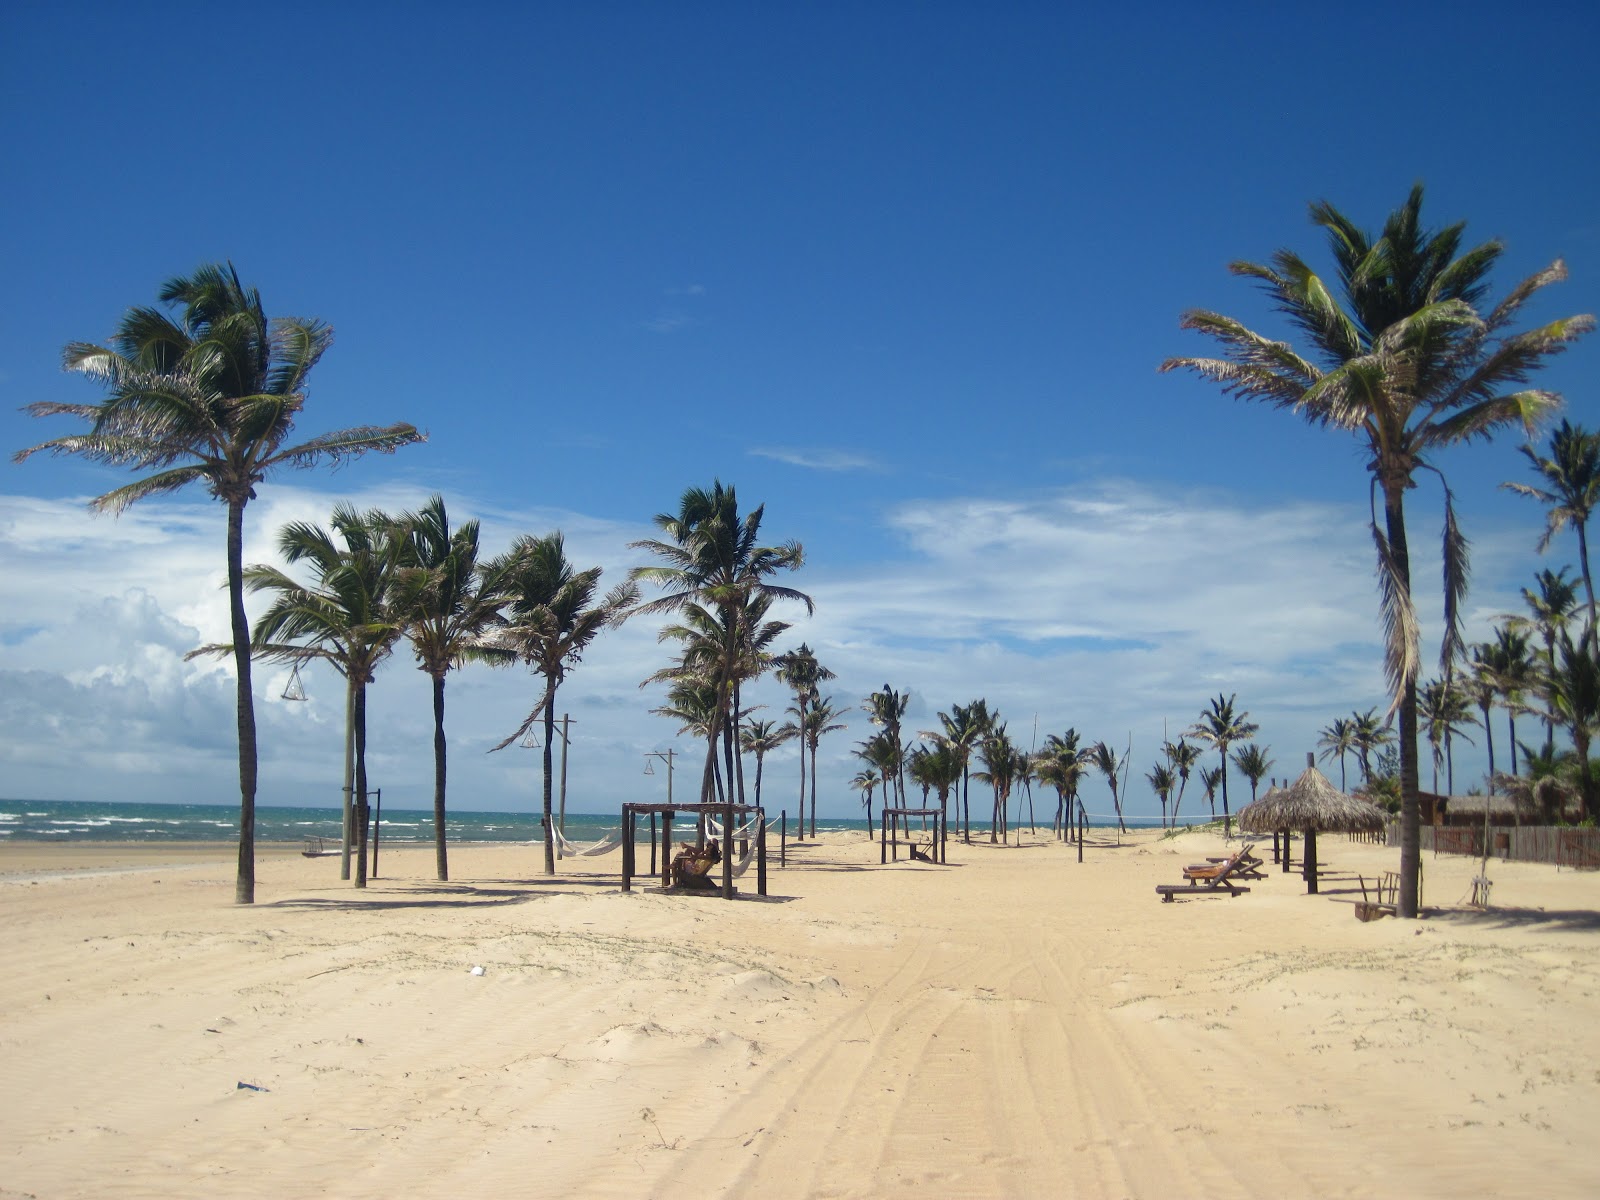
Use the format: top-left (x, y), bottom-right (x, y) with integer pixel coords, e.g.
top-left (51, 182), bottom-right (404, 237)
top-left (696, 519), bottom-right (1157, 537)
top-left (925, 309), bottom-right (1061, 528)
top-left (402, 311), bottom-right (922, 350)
top-left (1157, 846), bottom-right (1254, 902)
top-left (1189, 843), bottom-right (1265, 880)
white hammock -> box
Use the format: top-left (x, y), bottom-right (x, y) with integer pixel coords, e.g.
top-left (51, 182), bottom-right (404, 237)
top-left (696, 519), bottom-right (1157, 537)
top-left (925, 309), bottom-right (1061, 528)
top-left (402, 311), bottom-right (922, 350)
top-left (554, 826), bottom-right (625, 857)
top-left (727, 817), bottom-right (764, 878)
top-left (705, 812), bottom-right (762, 842)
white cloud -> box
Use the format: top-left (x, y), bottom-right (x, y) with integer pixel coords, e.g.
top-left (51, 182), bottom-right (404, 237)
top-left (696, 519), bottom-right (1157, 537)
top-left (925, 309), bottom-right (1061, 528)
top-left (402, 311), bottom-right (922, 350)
top-left (749, 446), bottom-right (880, 472)
top-left (0, 477), bottom-right (1542, 820)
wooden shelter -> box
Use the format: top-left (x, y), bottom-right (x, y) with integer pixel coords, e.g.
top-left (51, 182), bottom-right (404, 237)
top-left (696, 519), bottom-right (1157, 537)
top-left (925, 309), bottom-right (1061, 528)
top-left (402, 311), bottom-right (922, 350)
top-left (1236, 754), bottom-right (1386, 894)
top-left (619, 802), bottom-right (767, 899)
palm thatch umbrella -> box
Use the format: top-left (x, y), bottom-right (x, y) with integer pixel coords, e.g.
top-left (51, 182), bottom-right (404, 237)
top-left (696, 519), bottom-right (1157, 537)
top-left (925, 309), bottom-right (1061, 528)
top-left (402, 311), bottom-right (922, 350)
top-left (1236, 754), bottom-right (1387, 893)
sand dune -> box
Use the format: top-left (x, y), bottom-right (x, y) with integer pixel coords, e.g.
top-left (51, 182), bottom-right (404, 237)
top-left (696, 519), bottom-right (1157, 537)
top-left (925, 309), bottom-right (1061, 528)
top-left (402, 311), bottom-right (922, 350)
top-left (3, 826), bottom-right (1597, 1198)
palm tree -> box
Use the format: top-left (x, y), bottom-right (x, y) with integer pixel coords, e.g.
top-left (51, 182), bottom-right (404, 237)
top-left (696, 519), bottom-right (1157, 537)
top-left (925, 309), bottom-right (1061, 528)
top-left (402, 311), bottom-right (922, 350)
top-left (1466, 643), bottom-right (1502, 796)
top-left (931, 700), bottom-right (992, 844)
top-left (1231, 743), bottom-right (1275, 805)
top-left (389, 496), bottom-right (515, 882)
top-left (974, 724), bottom-right (1021, 842)
top-left (1188, 694), bottom-right (1257, 838)
top-left (1163, 187), bottom-right (1594, 917)
top-left (1349, 707), bottom-right (1393, 786)
top-left (1316, 717), bottom-right (1356, 792)
top-left (1504, 421), bottom-right (1600, 639)
top-left (1146, 762), bottom-right (1176, 828)
top-left (490, 533), bottom-right (638, 875)
top-left (1164, 738), bottom-right (1201, 825)
top-left (849, 768), bottom-right (879, 832)
top-left (1198, 766), bottom-right (1223, 820)
top-left (1507, 567), bottom-right (1582, 755)
top-left (1418, 676), bottom-right (1476, 794)
top-left (1036, 730), bottom-right (1092, 840)
top-left (865, 685), bottom-right (911, 807)
top-left (802, 695), bottom-right (846, 834)
top-left (773, 644), bottom-right (835, 841)
top-left (1546, 631), bottom-right (1600, 820)
top-left (15, 264), bottom-right (423, 902)
top-left (1090, 741), bottom-right (1127, 834)
top-left (740, 718), bottom-right (795, 811)
top-left (854, 731), bottom-right (899, 828)
top-left (1490, 625), bottom-right (1535, 775)
top-left (631, 483), bottom-right (811, 810)
top-left (240, 504), bottom-right (406, 888)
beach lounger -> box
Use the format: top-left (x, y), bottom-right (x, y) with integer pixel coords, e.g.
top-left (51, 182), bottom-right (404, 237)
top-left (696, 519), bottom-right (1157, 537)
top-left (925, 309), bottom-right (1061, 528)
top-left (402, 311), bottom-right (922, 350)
top-left (1157, 845), bottom-right (1255, 902)
top-left (1189, 843), bottom-right (1265, 880)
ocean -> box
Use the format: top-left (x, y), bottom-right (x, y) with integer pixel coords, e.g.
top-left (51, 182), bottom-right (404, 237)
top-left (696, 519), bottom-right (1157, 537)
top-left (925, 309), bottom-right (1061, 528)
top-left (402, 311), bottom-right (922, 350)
top-left (0, 798), bottom-right (877, 845)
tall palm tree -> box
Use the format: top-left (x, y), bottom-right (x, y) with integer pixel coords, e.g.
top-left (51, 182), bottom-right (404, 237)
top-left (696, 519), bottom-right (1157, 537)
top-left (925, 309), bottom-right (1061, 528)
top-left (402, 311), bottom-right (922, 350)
top-left (1188, 694), bottom-right (1257, 837)
top-left (490, 533), bottom-right (638, 875)
top-left (1317, 717), bottom-right (1357, 793)
top-left (910, 740), bottom-right (962, 822)
top-left (802, 695), bottom-right (846, 835)
top-left (1466, 643), bottom-right (1502, 796)
top-left (239, 504), bottom-right (406, 888)
top-left (1349, 707), bottom-right (1393, 785)
top-left (1164, 738), bottom-right (1201, 826)
top-left (1489, 625), bottom-right (1535, 775)
top-left (849, 768), bottom-right (879, 832)
top-left (1145, 762), bottom-right (1176, 828)
top-left (1546, 631), bottom-right (1600, 821)
top-left (389, 496), bottom-right (515, 882)
top-left (1231, 743), bottom-right (1275, 804)
top-left (1036, 730), bottom-right (1092, 839)
top-left (1418, 676), bottom-right (1476, 794)
top-left (1504, 420), bottom-right (1600, 640)
top-left (930, 700), bottom-right (992, 843)
top-left (740, 718), bottom-right (795, 810)
top-left (1507, 567), bottom-right (1582, 755)
top-left (1198, 766), bottom-right (1223, 820)
top-left (854, 732), bottom-right (898, 830)
top-left (15, 264), bottom-right (423, 902)
top-left (653, 678), bottom-right (723, 792)
top-left (773, 644), bottom-right (835, 840)
top-left (975, 724), bottom-right (1022, 843)
top-left (1090, 741), bottom-right (1127, 834)
top-left (865, 684), bottom-right (911, 806)
top-left (631, 483), bottom-right (811, 809)
top-left (1163, 188), bottom-right (1593, 917)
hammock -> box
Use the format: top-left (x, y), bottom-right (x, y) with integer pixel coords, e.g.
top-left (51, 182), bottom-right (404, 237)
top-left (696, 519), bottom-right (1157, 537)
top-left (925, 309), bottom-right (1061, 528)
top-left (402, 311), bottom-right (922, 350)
top-left (554, 826), bottom-right (625, 857)
top-left (705, 812), bottom-right (762, 842)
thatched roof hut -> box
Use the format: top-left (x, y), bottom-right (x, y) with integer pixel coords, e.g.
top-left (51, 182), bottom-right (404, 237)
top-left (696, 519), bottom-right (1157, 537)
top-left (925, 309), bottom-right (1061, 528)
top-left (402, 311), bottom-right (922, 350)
top-left (1236, 756), bottom-right (1387, 894)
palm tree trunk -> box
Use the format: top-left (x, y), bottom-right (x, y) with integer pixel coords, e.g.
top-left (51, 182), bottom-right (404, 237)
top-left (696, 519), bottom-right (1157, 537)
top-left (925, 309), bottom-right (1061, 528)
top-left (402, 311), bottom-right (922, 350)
top-left (1445, 729), bottom-right (1455, 795)
top-left (794, 694), bottom-right (807, 840)
top-left (226, 498), bottom-right (258, 905)
top-left (1507, 712), bottom-right (1518, 777)
top-left (1219, 749), bottom-right (1232, 838)
top-left (1578, 520), bottom-right (1596, 644)
top-left (354, 680), bottom-right (369, 889)
top-left (1480, 700), bottom-right (1497, 789)
top-left (1384, 486), bottom-right (1422, 919)
top-left (960, 766), bottom-right (971, 844)
top-left (340, 671), bottom-right (355, 881)
top-left (543, 680), bottom-right (558, 876)
top-left (808, 740), bottom-right (819, 836)
top-left (432, 672), bottom-right (449, 882)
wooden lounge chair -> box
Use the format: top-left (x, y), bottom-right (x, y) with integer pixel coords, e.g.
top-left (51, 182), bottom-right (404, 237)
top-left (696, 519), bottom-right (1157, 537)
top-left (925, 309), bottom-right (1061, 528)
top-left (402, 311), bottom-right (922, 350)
top-left (1157, 845), bottom-right (1255, 902)
top-left (1187, 843), bottom-right (1264, 880)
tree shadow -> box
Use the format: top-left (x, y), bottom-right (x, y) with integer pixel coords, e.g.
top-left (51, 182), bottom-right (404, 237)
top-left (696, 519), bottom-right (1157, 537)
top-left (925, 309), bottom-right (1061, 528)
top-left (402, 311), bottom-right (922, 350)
top-left (1427, 905), bottom-right (1600, 933)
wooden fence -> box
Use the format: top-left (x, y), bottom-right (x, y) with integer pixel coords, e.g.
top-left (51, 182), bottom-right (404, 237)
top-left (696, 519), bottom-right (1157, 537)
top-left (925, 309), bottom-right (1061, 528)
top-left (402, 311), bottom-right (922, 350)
top-left (1386, 824), bottom-right (1600, 869)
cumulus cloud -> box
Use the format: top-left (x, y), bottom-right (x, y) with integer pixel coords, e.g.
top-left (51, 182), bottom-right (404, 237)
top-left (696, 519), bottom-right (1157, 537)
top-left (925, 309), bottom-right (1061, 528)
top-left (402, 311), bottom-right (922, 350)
top-left (0, 477), bottom-right (1538, 817)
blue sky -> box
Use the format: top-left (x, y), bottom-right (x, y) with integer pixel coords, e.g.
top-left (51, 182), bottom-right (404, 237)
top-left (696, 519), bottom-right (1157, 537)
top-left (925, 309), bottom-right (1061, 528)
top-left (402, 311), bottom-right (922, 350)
top-left (3, 2), bottom-right (1597, 821)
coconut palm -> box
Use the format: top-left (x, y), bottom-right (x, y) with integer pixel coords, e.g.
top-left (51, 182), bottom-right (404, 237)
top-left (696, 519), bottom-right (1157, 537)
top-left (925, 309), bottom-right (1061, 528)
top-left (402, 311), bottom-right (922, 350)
top-left (865, 684), bottom-right (911, 806)
top-left (1418, 676), bottom-right (1476, 794)
top-left (740, 718), bottom-right (795, 811)
top-left (1198, 766), bottom-right (1223, 819)
top-left (1489, 625), bottom-right (1536, 775)
top-left (849, 768), bottom-right (879, 832)
top-left (239, 504), bottom-right (407, 888)
top-left (910, 740), bottom-right (962, 819)
top-left (15, 264), bottom-right (423, 902)
top-left (1163, 187), bottom-right (1594, 917)
top-left (490, 533), bottom-right (638, 875)
top-left (1503, 420), bottom-right (1600, 639)
top-left (1188, 694), bottom-right (1257, 838)
top-left (854, 731), bottom-right (898, 829)
top-left (1231, 743), bottom-right (1275, 805)
top-left (1146, 762), bottom-right (1176, 828)
top-left (1349, 707), bottom-right (1393, 785)
top-left (630, 482), bottom-right (811, 811)
top-left (930, 700), bottom-right (993, 844)
top-left (1316, 717), bottom-right (1357, 793)
top-left (1545, 632), bottom-right (1600, 820)
top-left (390, 496), bottom-right (515, 882)
top-left (1164, 738), bottom-right (1202, 825)
top-left (1507, 567), bottom-right (1582, 755)
top-left (1466, 643), bottom-right (1502, 796)
top-left (1090, 741), bottom-right (1127, 834)
top-left (802, 695), bottom-right (847, 835)
top-left (974, 724), bottom-right (1022, 842)
top-left (1036, 730), bottom-right (1092, 839)
top-left (773, 644), bottom-right (835, 841)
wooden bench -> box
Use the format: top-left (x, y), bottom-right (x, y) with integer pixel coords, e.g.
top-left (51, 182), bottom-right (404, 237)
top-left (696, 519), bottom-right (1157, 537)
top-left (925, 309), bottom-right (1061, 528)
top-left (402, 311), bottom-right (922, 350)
top-left (1355, 870), bottom-right (1400, 921)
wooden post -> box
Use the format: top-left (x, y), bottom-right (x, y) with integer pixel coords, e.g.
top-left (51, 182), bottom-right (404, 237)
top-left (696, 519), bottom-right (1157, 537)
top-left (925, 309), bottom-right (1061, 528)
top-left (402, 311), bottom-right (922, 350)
top-left (780, 810), bottom-right (787, 867)
top-left (370, 787), bottom-right (382, 879)
top-left (879, 809), bottom-right (887, 864)
top-left (756, 812), bottom-right (767, 896)
top-left (621, 809), bottom-right (634, 893)
top-left (1304, 828), bottom-right (1319, 894)
top-left (722, 800), bottom-right (735, 900)
top-left (1282, 829), bottom-right (1293, 873)
top-left (649, 813), bottom-right (657, 876)
top-left (661, 812), bottom-right (673, 888)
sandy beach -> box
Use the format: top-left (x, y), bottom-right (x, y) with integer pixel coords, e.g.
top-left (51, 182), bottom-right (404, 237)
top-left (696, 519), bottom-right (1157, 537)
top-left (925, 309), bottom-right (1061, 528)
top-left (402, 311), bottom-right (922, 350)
top-left (3, 825), bottom-right (1598, 1199)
